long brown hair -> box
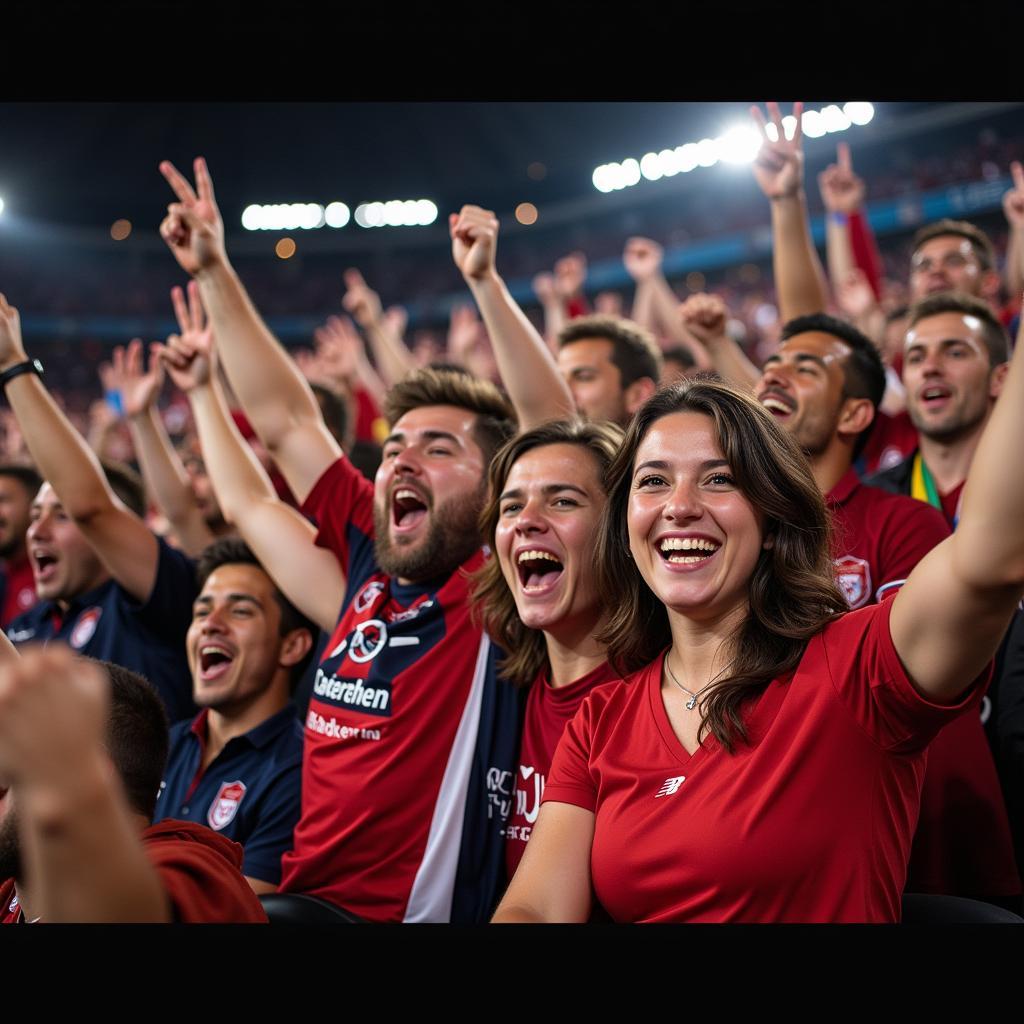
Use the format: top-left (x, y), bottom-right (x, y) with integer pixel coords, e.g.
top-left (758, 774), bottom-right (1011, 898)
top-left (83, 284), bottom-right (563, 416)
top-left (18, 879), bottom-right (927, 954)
top-left (596, 379), bottom-right (847, 752)
top-left (472, 419), bottom-right (624, 686)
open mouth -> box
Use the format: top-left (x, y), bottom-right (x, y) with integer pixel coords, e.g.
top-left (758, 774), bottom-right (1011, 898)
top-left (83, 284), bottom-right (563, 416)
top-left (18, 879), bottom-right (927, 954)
top-left (920, 385), bottom-right (952, 409)
top-left (516, 549), bottom-right (565, 593)
top-left (758, 390), bottom-right (796, 418)
top-left (392, 488), bottom-right (428, 531)
top-left (658, 537), bottom-right (721, 565)
top-left (32, 551), bottom-right (58, 582)
top-left (199, 645), bottom-right (235, 681)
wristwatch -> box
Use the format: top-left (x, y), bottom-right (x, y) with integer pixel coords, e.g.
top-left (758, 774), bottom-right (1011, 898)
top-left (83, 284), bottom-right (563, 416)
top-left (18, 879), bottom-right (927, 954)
top-left (0, 358), bottom-right (43, 389)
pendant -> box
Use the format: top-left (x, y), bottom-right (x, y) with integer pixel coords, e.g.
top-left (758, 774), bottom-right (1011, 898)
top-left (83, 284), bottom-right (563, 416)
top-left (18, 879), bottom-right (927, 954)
top-left (686, 695), bottom-right (697, 710)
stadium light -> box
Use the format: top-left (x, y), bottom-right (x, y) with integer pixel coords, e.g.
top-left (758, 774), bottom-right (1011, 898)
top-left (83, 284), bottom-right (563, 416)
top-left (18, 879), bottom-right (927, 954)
top-left (324, 202), bottom-right (350, 228)
top-left (0, 198), bottom-right (5, 216)
top-left (591, 102), bottom-right (876, 193)
top-left (353, 199), bottom-right (438, 228)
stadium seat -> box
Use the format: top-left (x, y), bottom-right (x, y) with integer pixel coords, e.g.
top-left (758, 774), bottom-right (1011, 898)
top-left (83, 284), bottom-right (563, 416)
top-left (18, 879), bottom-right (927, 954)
top-left (259, 893), bottom-right (365, 924)
top-left (901, 893), bottom-right (1024, 923)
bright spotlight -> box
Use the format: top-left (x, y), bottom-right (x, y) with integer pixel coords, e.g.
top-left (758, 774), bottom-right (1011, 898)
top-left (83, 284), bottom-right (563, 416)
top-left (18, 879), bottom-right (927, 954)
top-left (325, 202), bottom-right (350, 228)
top-left (677, 143), bottom-right (699, 173)
top-left (781, 115), bottom-right (798, 140)
top-left (658, 149), bottom-right (680, 176)
top-left (822, 104), bottom-right (851, 133)
top-left (717, 125), bottom-right (761, 164)
top-left (241, 204), bottom-right (263, 231)
top-left (620, 158), bottom-right (641, 187)
top-left (593, 165), bottom-right (613, 192)
top-left (640, 152), bottom-right (663, 181)
top-left (801, 109), bottom-right (826, 138)
top-left (416, 200), bottom-right (438, 225)
top-left (0, 197), bottom-right (5, 216)
top-left (843, 102), bottom-right (875, 126)
top-left (695, 138), bottom-right (719, 168)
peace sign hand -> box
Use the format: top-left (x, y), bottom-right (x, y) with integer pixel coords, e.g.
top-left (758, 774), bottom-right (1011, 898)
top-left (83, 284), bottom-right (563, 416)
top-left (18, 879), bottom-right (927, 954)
top-left (751, 102), bottom-right (805, 200)
top-left (154, 281), bottom-right (216, 392)
top-left (158, 157), bottom-right (227, 276)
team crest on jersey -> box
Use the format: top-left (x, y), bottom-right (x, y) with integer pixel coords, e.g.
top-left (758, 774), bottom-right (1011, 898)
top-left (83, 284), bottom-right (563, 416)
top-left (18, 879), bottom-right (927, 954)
top-left (354, 580), bottom-right (386, 614)
top-left (208, 780), bottom-right (247, 831)
top-left (834, 555), bottom-right (872, 609)
top-left (16, 587), bottom-right (33, 611)
top-left (69, 606), bottom-right (103, 649)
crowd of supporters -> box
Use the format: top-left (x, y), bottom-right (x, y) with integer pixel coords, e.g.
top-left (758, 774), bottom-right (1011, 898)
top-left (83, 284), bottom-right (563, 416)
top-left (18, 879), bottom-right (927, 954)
top-left (0, 102), bottom-right (1023, 923)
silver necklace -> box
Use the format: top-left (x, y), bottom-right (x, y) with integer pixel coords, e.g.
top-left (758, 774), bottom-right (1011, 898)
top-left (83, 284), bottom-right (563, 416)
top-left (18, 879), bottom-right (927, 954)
top-left (665, 655), bottom-right (733, 711)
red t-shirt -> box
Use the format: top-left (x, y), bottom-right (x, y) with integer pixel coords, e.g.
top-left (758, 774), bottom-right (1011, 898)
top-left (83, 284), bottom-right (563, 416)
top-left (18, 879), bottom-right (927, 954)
top-left (278, 456), bottom-right (500, 923)
top-left (939, 481), bottom-right (965, 529)
top-left (505, 661), bottom-right (620, 879)
top-left (0, 820), bottom-right (266, 923)
top-left (860, 411), bottom-right (919, 477)
top-left (543, 601), bottom-right (985, 923)
top-left (0, 551), bottom-right (36, 629)
top-left (827, 469), bottom-right (950, 608)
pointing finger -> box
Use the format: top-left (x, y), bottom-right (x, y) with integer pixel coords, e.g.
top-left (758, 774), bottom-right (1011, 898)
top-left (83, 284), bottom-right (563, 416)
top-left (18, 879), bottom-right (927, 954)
top-left (838, 141), bottom-right (851, 171)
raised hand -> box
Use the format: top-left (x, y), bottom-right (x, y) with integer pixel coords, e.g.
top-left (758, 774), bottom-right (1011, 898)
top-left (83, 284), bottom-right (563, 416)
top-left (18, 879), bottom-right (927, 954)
top-left (554, 252), bottom-right (587, 299)
top-left (835, 266), bottom-right (879, 320)
top-left (750, 102), bottom-right (805, 200)
top-left (158, 157), bottom-right (226, 276)
top-left (818, 142), bottom-right (866, 214)
top-left (1003, 161), bottom-right (1024, 229)
top-left (448, 303), bottom-right (484, 361)
top-left (623, 237), bottom-right (664, 282)
top-left (594, 292), bottom-right (625, 317)
top-left (532, 272), bottom-right (558, 306)
top-left (679, 293), bottom-right (729, 345)
top-left (0, 293), bottom-right (28, 372)
top-left (109, 338), bottom-right (165, 419)
top-left (382, 305), bottom-right (408, 340)
top-left (341, 268), bottom-right (384, 328)
top-left (314, 315), bottom-right (365, 385)
top-left (154, 282), bottom-right (215, 392)
top-left (450, 205), bottom-right (499, 281)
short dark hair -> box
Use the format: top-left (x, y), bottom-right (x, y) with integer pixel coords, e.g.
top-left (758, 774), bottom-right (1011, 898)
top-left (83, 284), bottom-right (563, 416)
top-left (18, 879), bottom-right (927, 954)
top-left (662, 346), bottom-right (697, 372)
top-left (911, 219), bottom-right (996, 273)
top-left (99, 459), bottom-right (147, 519)
top-left (907, 291), bottom-right (1010, 368)
top-left (384, 368), bottom-right (517, 466)
top-left (780, 313), bottom-right (887, 460)
top-left (98, 660), bottom-right (170, 820)
top-left (0, 463), bottom-right (42, 498)
top-left (196, 537), bottom-right (317, 688)
top-left (557, 314), bottom-right (663, 389)
top-left (309, 383), bottom-right (349, 448)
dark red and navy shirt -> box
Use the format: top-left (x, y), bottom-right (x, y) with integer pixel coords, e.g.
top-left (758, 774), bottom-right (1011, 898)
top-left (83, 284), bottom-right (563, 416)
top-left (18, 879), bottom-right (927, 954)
top-left (4, 536), bottom-right (197, 724)
top-left (154, 705), bottom-right (304, 885)
top-left (278, 455), bottom-right (523, 923)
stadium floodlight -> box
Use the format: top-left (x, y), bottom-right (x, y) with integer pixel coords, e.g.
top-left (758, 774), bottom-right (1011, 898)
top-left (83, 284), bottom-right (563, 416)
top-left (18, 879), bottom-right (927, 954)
top-left (821, 104), bottom-right (852, 133)
top-left (324, 202), bottom-right (350, 228)
top-left (242, 204), bottom-right (263, 230)
top-left (354, 199), bottom-right (438, 228)
top-left (843, 102), bottom-right (874, 126)
top-left (0, 197), bottom-right (5, 216)
top-left (641, 152), bottom-right (664, 181)
top-left (591, 102), bottom-right (875, 192)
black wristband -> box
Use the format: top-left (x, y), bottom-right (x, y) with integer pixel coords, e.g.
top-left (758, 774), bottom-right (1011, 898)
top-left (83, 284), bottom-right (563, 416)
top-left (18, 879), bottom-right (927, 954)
top-left (0, 359), bottom-right (43, 389)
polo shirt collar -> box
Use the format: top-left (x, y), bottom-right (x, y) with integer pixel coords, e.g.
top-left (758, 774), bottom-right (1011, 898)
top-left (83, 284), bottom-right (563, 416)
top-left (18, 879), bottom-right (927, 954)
top-left (826, 467), bottom-right (861, 508)
top-left (189, 704), bottom-right (297, 752)
top-left (35, 577), bottom-right (116, 623)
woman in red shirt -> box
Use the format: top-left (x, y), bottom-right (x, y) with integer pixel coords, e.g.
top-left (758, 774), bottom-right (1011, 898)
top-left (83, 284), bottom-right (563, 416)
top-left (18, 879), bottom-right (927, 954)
top-left (494, 348), bottom-right (1024, 923)
top-left (472, 419), bottom-right (622, 880)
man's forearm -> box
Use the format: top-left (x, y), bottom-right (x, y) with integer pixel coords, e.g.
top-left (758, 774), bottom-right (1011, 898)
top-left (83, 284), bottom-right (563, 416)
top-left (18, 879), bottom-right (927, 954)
top-left (128, 407), bottom-right (213, 556)
top-left (362, 319), bottom-right (414, 388)
top-left (467, 272), bottom-right (572, 430)
top-left (825, 213), bottom-right (855, 292)
top-left (194, 260), bottom-right (323, 452)
top-left (4, 372), bottom-right (115, 522)
top-left (770, 192), bottom-right (830, 321)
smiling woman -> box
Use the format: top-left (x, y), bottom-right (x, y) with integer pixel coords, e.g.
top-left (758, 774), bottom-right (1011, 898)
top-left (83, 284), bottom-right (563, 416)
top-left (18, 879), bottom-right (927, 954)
top-left (493, 366), bottom-right (1024, 923)
top-left (472, 419), bottom-right (623, 878)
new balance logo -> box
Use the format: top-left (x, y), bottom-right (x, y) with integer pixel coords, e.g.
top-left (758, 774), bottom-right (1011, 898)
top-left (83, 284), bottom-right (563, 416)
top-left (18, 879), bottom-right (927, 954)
top-left (655, 776), bottom-right (686, 798)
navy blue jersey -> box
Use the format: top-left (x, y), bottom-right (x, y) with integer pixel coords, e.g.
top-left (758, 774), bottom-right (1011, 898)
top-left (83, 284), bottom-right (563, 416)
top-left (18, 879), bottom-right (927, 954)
top-left (155, 706), bottom-right (304, 885)
top-left (6, 536), bottom-right (197, 723)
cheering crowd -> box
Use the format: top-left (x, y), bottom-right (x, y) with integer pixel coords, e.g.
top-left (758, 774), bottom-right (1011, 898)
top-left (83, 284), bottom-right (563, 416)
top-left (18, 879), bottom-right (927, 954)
top-left (0, 103), bottom-right (1023, 923)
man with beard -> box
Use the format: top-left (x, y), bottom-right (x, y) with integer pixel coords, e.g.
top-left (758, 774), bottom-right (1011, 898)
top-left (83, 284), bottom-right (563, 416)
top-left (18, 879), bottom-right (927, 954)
top-left (156, 158), bottom-right (522, 923)
top-left (0, 645), bottom-right (265, 923)
top-left (0, 465), bottom-right (40, 627)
